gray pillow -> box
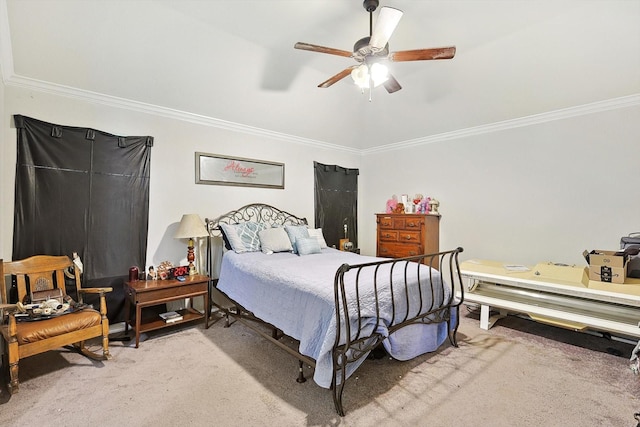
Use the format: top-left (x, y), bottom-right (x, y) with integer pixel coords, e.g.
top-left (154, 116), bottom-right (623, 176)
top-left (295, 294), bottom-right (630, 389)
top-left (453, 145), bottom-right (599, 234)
top-left (296, 237), bottom-right (321, 256)
top-left (258, 227), bottom-right (293, 254)
top-left (284, 225), bottom-right (310, 254)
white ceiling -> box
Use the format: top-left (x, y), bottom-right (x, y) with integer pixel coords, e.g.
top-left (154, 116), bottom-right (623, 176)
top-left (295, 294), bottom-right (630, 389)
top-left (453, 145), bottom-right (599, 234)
top-left (2, 0), bottom-right (639, 151)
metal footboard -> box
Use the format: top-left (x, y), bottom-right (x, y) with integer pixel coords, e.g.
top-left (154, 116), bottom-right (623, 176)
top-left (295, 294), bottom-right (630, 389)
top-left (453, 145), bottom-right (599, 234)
top-left (330, 247), bottom-right (464, 416)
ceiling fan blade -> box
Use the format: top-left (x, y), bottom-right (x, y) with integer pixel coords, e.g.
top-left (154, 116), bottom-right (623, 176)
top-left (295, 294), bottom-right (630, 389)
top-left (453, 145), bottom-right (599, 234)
top-left (389, 46), bottom-right (456, 62)
top-left (383, 74), bottom-right (402, 94)
top-left (369, 7), bottom-right (403, 50)
top-left (294, 42), bottom-right (353, 58)
top-left (318, 66), bottom-right (358, 88)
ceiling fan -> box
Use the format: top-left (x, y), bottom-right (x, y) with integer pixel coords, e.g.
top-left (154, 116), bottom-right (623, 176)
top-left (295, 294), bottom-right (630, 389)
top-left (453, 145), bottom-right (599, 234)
top-left (294, 0), bottom-right (455, 97)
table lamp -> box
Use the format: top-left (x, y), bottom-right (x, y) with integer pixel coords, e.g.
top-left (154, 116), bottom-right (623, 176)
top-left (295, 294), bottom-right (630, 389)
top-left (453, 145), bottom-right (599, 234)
top-left (174, 214), bottom-right (209, 276)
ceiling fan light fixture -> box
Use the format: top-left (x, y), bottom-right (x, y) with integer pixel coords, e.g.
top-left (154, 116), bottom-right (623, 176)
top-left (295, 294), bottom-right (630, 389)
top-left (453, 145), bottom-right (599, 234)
top-left (351, 63), bottom-right (388, 89)
top-left (370, 62), bottom-right (389, 86)
top-left (351, 64), bottom-right (370, 88)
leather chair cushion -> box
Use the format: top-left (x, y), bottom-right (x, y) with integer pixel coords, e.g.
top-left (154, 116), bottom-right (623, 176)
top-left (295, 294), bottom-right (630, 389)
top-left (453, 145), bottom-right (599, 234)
top-left (16, 309), bottom-right (102, 344)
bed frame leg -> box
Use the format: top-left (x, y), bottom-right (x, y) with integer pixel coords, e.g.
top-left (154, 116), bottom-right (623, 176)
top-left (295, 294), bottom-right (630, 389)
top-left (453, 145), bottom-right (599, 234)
top-left (332, 381), bottom-right (346, 416)
top-left (448, 327), bottom-right (458, 347)
top-left (448, 306), bottom-right (460, 347)
top-left (296, 360), bottom-right (306, 383)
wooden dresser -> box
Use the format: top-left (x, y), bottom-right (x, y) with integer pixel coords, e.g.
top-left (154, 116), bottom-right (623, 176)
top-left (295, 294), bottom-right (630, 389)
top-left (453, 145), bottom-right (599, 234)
top-left (376, 213), bottom-right (440, 261)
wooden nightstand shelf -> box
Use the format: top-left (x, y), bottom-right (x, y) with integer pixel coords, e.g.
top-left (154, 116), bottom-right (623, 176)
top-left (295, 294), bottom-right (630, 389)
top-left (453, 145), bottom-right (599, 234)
top-left (124, 274), bottom-right (210, 348)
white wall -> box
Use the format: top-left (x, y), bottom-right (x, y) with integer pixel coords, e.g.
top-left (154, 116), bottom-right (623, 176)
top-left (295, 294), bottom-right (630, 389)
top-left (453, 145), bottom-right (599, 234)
top-left (361, 105), bottom-right (640, 266)
top-left (2, 83), bottom-right (638, 273)
top-left (0, 85), bottom-right (361, 274)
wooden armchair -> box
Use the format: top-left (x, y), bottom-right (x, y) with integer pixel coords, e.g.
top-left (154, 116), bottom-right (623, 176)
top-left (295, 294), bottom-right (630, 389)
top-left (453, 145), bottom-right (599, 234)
top-left (0, 255), bottom-right (112, 394)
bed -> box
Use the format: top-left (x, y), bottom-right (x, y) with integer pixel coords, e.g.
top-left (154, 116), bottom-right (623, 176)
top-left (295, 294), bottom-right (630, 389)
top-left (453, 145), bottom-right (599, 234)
top-left (205, 203), bottom-right (464, 415)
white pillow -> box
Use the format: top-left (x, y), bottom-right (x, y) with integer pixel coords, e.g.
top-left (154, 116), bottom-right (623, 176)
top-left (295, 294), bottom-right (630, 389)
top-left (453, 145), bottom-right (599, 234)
top-left (258, 227), bottom-right (293, 254)
top-left (307, 228), bottom-right (328, 249)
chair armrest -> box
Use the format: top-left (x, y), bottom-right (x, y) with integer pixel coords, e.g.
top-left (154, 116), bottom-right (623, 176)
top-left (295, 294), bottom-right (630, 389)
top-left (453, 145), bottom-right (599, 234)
top-left (1, 303), bottom-right (18, 320)
top-left (78, 288), bottom-right (111, 318)
top-left (0, 303), bottom-right (18, 311)
top-left (1, 305), bottom-right (18, 338)
top-left (78, 287), bottom-right (113, 294)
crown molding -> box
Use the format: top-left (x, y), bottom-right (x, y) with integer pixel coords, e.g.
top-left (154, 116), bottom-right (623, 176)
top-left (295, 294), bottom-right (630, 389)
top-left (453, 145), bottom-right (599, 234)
top-left (3, 68), bottom-right (638, 157)
top-left (4, 73), bottom-right (362, 155)
top-left (362, 93), bottom-right (640, 155)
top-left (6, 73), bottom-right (638, 157)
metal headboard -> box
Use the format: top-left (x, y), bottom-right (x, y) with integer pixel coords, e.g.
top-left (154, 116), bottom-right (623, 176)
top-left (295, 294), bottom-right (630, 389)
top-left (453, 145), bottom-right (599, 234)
top-left (205, 204), bottom-right (308, 277)
top-left (205, 203), bottom-right (308, 235)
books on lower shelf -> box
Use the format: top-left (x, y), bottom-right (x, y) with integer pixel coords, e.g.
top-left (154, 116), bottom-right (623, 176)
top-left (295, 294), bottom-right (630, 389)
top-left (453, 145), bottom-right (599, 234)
top-left (159, 311), bottom-right (183, 323)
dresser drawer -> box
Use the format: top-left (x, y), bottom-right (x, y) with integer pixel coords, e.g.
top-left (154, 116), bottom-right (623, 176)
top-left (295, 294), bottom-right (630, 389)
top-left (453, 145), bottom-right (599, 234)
top-left (378, 230), bottom-right (420, 243)
top-left (378, 230), bottom-right (399, 242)
top-left (378, 242), bottom-right (423, 258)
top-left (404, 217), bottom-right (424, 229)
top-left (396, 230), bottom-right (421, 243)
top-left (379, 216), bottom-right (425, 231)
top-left (378, 216), bottom-right (394, 228)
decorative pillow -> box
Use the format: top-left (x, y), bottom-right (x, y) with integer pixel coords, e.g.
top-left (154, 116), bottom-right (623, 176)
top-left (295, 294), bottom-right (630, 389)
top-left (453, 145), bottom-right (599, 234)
top-left (295, 237), bottom-right (321, 256)
top-left (220, 222), bottom-right (266, 253)
top-left (258, 227), bottom-right (293, 254)
top-left (307, 228), bottom-right (328, 249)
top-left (284, 225), bottom-right (310, 253)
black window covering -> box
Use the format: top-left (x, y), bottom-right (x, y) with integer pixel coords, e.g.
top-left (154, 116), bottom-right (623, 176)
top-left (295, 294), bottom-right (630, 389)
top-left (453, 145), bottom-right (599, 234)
top-left (313, 161), bottom-right (359, 249)
top-left (12, 115), bottom-right (153, 322)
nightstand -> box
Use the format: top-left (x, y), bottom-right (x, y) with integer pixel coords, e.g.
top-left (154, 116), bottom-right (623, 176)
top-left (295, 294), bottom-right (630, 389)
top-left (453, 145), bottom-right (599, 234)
top-left (124, 275), bottom-right (210, 348)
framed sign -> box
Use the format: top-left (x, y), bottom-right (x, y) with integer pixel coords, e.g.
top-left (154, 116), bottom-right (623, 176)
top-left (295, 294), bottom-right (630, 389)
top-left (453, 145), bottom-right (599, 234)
top-left (195, 152), bottom-right (285, 189)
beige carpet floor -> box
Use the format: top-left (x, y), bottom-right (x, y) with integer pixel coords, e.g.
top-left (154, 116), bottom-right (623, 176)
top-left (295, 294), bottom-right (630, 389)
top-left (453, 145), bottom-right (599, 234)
top-left (1, 308), bottom-right (638, 427)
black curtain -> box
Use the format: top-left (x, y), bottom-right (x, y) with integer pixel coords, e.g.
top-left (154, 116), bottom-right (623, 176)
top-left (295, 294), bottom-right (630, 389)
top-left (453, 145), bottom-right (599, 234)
top-left (12, 115), bottom-right (153, 322)
top-left (314, 161), bottom-right (359, 249)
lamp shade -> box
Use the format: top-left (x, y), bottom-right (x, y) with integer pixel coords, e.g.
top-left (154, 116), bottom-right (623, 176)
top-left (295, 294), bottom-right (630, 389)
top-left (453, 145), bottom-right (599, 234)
top-left (174, 214), bottom-right (209, 239)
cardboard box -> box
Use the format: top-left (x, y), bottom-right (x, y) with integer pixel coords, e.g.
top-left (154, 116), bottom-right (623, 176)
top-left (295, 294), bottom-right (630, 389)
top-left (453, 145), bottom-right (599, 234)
top-left (587, 250), bottom-right (628, 284)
